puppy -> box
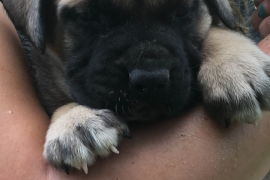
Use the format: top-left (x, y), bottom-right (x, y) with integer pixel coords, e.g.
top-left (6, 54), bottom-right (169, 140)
top-left (1, 0), bottom-right (270, 174)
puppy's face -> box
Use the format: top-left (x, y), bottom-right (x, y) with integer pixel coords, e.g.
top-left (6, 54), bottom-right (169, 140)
top-left (52, 0), bottom-right (212, 120)
top-left (6, 0), bottom-right (241, 121)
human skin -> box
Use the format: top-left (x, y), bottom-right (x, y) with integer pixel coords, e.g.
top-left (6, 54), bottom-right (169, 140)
top-left (251, 0), bottom-right (270, 37)
top-left (1, 3), bottom-right (270, 180)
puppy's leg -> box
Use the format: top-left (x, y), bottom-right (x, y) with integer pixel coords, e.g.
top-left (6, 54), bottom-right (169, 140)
top-left (198, 27), bottom-right (270, 126)
top-left (43, 103), bottom-right (130, 174)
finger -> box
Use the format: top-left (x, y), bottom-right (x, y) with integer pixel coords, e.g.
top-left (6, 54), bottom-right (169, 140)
top-left (251, 0), bottom-right (270, 31)
top-left (259, 16), bottom-right (270, 38)
top-left (259, 0), bottom-right (270, 18)
top-left (255, 0), bottom-right (264, 7)
top-left (251, 8), bottom-right (264, 31)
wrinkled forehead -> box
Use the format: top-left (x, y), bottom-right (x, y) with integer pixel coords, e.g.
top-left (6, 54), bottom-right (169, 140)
top-left (57, 0), bottom-right (195, 10)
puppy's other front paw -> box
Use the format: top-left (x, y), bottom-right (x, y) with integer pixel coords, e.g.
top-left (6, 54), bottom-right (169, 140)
top-left (43, 103), bottom-right (129, 174)
top-left (199, 29), bottom-right (270, 126)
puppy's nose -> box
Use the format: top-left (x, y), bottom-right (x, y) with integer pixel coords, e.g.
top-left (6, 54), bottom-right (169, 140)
top-left (129, 69), bottom-right (170, 96)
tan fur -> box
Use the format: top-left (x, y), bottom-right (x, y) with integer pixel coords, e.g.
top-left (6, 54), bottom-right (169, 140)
top-left (57, 0), bottom-right (86, 10)
top-left (51, 102), bottom-right (79, 121)
top-left (199, 28), bottom-right (270, 124)
top-left (44, 103), bottom-right (129, 172)
top-left (197, 2), bottom-right (212, 38)
top-left (57, 0), bottom-right (194, 10)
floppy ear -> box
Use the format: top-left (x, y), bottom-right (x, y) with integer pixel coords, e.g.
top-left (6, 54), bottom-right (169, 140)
top-left (204, 0), bottom-right (237, 31)
top-left (1, 0), bottom-right (47, 53)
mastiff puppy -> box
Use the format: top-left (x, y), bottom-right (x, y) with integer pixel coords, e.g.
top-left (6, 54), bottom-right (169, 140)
top-left (2, 0), bottom-right (270, 174)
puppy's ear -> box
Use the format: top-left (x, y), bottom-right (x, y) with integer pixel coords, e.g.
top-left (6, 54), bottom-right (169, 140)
top-left (204, 0), bottom-right (237, 31)
top-left (1, 0), bottom-right (47, 53)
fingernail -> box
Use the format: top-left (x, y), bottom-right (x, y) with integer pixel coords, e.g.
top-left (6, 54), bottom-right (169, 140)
top-left (258, 3), bottom-right (268, 18)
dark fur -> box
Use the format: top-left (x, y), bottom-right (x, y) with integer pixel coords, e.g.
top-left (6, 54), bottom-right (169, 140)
top-left (1, 0), bottom-right (250, 172)
top-left (2, 0), bottom-right (237, 120)
top-left (61, 0), bottom-right (204, 121)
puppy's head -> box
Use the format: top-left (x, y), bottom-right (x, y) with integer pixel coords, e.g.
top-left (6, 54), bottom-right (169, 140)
top-left (1, 0), bottom-right (239, 121)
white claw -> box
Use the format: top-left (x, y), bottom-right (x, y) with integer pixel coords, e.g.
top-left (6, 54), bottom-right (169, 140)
top-left (109, 145), bottom-right (119, 154)
top-left (82, 162), bottom-right (88, 174)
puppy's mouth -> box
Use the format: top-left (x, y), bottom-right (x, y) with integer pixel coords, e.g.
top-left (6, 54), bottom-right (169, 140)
top-left (114, 102), bottom-right (171, 121)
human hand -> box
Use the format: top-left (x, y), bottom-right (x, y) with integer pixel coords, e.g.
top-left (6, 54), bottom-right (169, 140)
top-left (251, 0), bottom-right (270, 37)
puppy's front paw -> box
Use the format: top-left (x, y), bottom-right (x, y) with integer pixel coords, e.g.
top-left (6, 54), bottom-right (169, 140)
top-left (199, 29), bottom-right (270, 126)
top-left (43, 103), bottom-right (129, 174)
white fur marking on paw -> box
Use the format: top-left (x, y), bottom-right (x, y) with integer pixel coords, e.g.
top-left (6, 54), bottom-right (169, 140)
top-left (44, 104), bottom-right (129, 172)
top-left (199, 28), bottom-right (270, 125)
